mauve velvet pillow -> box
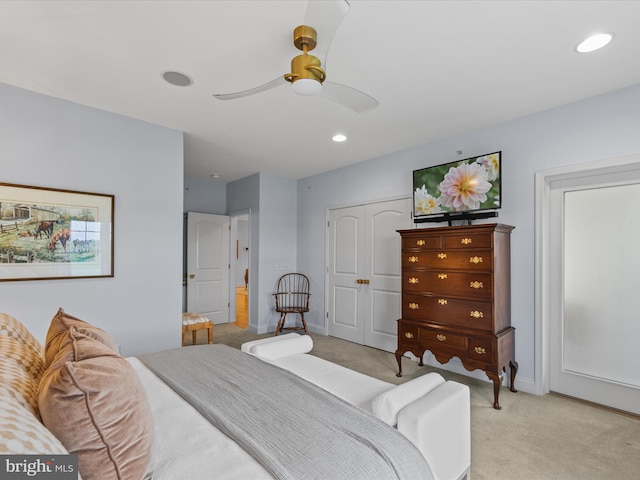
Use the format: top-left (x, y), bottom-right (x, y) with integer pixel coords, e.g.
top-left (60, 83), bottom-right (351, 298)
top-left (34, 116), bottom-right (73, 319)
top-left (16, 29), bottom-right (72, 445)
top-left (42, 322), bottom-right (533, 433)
top-left (44, 308), bottom-right (118, 367)
top-left (38, 322), bottom-right (154, 480)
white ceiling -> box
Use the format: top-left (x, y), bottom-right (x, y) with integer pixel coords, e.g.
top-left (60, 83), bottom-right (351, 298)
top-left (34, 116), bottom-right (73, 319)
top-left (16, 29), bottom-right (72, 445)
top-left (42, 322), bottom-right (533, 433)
top-left (2, 1), bottom-right (639, 183)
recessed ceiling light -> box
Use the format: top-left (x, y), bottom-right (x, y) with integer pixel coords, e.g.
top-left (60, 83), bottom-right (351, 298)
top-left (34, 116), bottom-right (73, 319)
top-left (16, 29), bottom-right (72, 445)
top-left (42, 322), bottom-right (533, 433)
top-left (332, 134), bottom-right (347, 142)
top-left (162, 71), bottom-right (194, 87)
top-left (576, 33), bottom-right (614, 53)
top-left (210, 174), bottom-right (220, 179)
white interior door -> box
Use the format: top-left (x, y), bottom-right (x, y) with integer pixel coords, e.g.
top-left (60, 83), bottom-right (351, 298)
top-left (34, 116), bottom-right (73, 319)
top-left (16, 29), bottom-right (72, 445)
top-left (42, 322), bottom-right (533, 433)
top-left (549, 171), bottom-right (640, 415)
top-left (186, 212), bottom-right (230, 324)
top-left (364, 199), bottom-right (412, 351)
top-left (328, 205), bottom-right (364, 344)
top-left (328, 198), bottom-right (411, 351)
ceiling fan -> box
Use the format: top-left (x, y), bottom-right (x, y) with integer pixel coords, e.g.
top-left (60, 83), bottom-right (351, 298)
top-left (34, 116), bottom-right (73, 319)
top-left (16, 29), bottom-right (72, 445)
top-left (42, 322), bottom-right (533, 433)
top-left (212, 0), bottom-right (379, 114)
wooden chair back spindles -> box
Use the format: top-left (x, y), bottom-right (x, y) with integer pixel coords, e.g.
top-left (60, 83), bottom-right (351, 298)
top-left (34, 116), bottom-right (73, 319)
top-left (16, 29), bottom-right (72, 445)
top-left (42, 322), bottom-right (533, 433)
top-left (273, 273), bottom-right (310, 335)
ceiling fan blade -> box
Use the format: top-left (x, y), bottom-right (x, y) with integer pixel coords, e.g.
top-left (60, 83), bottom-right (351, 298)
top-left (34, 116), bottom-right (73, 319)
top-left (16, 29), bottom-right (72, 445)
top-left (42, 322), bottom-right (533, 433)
top-left (213, 76), bottom-right (285, 100)
top-left (320, 81), bottom-right (379, 114)
top-left (304, 0), bottom-right (350, 66)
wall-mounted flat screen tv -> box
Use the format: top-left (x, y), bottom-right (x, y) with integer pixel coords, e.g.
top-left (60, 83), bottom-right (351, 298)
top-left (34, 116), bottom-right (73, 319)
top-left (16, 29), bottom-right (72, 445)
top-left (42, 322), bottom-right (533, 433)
top-left (413, 151), bottom-right (501, 222)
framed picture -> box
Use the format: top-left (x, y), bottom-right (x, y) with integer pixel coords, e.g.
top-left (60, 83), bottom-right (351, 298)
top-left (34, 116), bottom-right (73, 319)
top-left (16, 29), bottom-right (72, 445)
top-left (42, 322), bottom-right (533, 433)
top-left (0, 183), bottom-right (114, 281)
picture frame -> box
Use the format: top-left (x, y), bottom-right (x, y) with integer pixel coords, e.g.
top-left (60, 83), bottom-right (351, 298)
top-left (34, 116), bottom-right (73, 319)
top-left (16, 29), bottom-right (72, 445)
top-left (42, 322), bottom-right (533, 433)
top-left (0, 182), bottom-right (114, 281)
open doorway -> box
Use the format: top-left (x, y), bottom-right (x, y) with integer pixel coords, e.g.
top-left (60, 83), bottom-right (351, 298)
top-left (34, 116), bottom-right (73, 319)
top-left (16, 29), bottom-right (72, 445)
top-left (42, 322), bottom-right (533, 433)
top-left (230, 212), bottom-right (250, 329)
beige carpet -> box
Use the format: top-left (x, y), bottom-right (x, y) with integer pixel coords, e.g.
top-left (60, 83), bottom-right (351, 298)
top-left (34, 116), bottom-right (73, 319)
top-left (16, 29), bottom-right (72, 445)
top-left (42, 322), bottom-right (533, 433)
top-left (205, 323), bottom-right (640, 480)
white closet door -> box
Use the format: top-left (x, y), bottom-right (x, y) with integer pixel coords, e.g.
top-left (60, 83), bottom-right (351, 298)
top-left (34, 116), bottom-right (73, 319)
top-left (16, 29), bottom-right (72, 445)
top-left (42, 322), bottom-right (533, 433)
top-left (327, 198), bottom-right (411, 351)
top-left (328, 205), bottom-right (365, 344)
top-left (363, 199), bottom-right (412, 351)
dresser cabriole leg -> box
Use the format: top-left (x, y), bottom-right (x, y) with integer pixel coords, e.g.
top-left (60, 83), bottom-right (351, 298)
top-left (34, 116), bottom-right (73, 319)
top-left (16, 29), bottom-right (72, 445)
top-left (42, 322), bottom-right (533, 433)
top-left (395, 350), bottom-right (403, 377)
top-left (509, 360), bottom-right (519, 393)
top-left (486, 372), bottom-right (502, 410)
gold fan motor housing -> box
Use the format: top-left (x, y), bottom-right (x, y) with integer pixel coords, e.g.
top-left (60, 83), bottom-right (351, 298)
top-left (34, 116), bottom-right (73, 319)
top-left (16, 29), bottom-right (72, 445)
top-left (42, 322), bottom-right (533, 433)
top-left (293, 25), bottom-right (317, 51)
top-left (287, 54), bottom-right (325, 83)
top-left (284, 25), bottom-right (326, 84)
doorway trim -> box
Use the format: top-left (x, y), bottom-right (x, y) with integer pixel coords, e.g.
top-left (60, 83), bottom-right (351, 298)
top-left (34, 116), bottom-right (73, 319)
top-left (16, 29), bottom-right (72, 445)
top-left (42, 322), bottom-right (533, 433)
top-left (534, 153), bottom-right (640, 396)
top-left (229, 209), bottom-right (251, 329)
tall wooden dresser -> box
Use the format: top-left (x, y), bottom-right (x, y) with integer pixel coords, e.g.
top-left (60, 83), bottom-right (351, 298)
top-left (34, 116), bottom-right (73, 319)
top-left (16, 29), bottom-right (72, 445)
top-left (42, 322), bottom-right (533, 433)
top-left (395, 223), bottom-right (517, 409)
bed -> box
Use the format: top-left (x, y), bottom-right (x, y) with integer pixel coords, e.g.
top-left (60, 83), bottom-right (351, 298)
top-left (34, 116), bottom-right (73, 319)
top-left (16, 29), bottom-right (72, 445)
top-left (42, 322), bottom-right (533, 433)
top-left (0, 309), bottom-right (470, 480)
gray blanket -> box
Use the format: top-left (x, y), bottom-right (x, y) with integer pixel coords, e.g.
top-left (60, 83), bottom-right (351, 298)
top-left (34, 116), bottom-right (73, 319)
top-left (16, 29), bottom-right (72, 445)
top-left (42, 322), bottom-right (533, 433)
top-left (139, 344), bottom-right (433, 480)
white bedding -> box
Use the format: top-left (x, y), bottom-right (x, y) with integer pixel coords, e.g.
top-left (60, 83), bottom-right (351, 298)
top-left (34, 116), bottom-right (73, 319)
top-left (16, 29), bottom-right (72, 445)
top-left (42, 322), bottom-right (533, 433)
top-left (127, 357), bottom-right (271, 480)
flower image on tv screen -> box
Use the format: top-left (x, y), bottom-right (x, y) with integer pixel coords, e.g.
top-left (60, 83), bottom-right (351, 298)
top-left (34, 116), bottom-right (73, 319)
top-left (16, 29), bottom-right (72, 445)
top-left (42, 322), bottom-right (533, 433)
top-left (413, 151), bottom-right (501, 219)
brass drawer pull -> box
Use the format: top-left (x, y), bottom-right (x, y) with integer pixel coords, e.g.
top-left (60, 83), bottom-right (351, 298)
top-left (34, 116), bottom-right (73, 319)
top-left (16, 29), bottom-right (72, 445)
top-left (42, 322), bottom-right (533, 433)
top-left (437, 253), bottom-right (447, 259)
top-left (438, 298), bottom-right (448, 305)
top-left (461, 238), bottom-right (472, 245)
top-left (405, 332), bottom-right (414, 339)
top-left (470, 281), bottom-right (484, 289)
top-left (408, 277), bottom-right (419, 284)
top-left (470, 256), bottom-right (483, 264)
top-left (436, 334), bottom-right (447, 342)
top-left (416, 239), bottom-right (426, 246)
top-left (474, 346), bottom-right (487, 355)
top-left (437, 273), bottom-right (448, 280)
top-left (470, 310), bottom-right (484, 318)
top-left (408, 302), bottom-right (419, 310)
top-left (408, 255), bottom-right (419, 263)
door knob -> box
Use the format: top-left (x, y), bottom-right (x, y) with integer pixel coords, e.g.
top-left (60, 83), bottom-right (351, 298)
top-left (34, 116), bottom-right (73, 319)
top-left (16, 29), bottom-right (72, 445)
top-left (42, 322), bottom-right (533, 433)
top-left (189, 274), bottom-right (195, 279)
top-left (356, 279), bottom-right (364, 284)
top-left (363, 279), bottom-right (370, 285)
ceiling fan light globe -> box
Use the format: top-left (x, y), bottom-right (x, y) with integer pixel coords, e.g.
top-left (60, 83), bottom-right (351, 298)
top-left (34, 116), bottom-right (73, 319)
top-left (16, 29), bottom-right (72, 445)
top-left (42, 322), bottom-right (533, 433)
top-left (292, 78), bottom-right (322, 96)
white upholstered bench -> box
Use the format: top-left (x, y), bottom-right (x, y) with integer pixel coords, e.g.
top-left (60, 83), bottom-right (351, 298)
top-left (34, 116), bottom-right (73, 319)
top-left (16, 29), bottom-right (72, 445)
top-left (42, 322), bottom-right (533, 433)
top-left (241, 334), bottom-right (470, 480)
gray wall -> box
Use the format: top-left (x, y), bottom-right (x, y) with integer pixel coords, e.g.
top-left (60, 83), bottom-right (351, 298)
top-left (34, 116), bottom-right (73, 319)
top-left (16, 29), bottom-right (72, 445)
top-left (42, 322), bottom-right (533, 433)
top-left (184, 176), bottom-right (226, 214)
top-left (297, 83), bottom-right (640, 393)
top-left (257, 173), bottom-right (297, 333)
top-left (226, 173), bottom-right (297, 333)
top-left (0, 82), bottom-right (184, 357)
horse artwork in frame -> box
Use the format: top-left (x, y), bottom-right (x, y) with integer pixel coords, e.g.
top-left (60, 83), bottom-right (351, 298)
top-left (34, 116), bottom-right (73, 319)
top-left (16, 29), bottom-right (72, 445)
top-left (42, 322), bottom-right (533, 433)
top-left (0, 182), bottom-right (114, 281)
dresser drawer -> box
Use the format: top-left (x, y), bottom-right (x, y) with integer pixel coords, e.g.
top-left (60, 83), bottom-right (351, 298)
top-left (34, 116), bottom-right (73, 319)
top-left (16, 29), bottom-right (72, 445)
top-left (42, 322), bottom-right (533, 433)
top-left (468, 338), bottom-right (494, 362)
top-left (402, 235), bottom-right (442, 250)
top-left (422, 328), bottom-right (466, 353)
top-left (402, 250), bottom-right (492, 271)
top-left (403, 271), bottom-right (493, 299)
top-left (443, 232), bottom-right (492, 249)
top-left (398, 322), bottom-right (419, 349)
top-left (402, 293), bottom-right (493, 331)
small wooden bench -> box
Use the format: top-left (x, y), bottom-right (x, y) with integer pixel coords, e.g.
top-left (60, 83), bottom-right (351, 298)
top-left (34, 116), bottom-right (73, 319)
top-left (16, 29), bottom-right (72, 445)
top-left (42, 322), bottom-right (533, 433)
top-left (182, 313), bottom-right (213, 346)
